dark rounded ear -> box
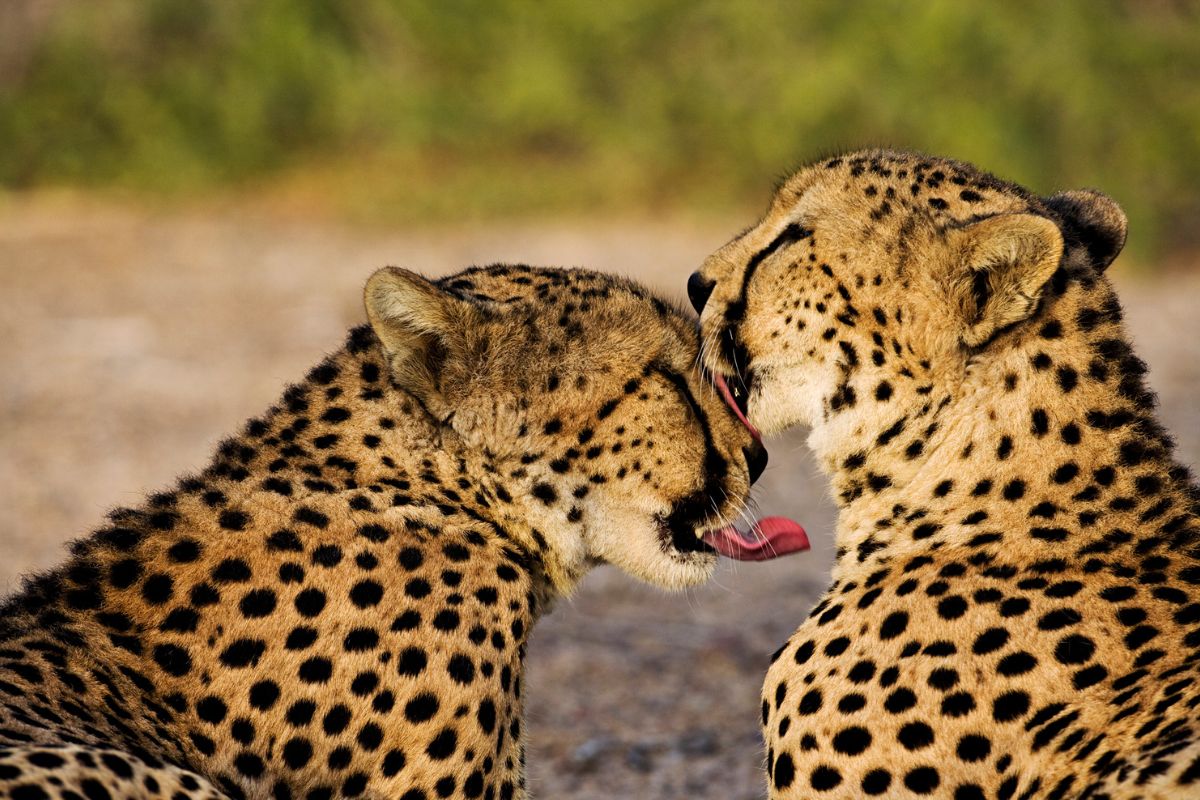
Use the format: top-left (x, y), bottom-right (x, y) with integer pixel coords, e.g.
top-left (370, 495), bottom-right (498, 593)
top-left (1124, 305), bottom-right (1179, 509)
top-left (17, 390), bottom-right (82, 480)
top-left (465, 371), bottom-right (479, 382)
top-left (952, 214), bottom-right (1064, 348)
top-left (364, 266), bottom-right (477, 420)
top-left (1042, 189), bottom-right (1127, 272)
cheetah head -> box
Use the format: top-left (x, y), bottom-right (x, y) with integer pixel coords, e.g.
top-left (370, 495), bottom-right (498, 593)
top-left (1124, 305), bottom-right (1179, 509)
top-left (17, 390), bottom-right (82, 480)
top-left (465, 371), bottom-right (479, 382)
top-left (365, 264), bottom-right (806, 592)
top-left (691, 150), bottom-right (1127, 464)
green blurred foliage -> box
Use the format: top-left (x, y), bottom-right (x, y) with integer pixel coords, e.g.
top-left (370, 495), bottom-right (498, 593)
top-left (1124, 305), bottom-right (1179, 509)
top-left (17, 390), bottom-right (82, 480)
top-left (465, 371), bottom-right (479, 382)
top-left (2, 0), bottom-right (1198, 255)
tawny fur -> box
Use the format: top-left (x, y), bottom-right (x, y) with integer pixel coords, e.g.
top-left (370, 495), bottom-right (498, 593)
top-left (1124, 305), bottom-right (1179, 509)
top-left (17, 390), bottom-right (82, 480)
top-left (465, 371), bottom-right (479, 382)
top-left (695, 150), bottom-right (1199, 800)
top-left (0, 265), bottom-right (758, 800)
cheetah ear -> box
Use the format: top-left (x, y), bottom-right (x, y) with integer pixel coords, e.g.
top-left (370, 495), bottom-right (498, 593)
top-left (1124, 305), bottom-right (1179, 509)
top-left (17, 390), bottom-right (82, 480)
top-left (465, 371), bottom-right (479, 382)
top-left (1042, 189), bottom-right (1127, 272)
top-left (364, 267), bottom-right (476, 421)
top-left (954, 214), bottom-right (1064, 349)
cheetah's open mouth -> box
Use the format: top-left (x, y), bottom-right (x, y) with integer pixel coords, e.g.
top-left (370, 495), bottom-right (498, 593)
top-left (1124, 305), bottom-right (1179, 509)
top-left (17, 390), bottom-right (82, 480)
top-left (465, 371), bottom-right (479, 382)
top-left (658, 470), bottom-right (809, 562)
top-left (660, 514), bottom-right (809, 561)
top-left (692, 370), bottom-right (809, 560)
top-left (713, 371), bottom-right (759, 440)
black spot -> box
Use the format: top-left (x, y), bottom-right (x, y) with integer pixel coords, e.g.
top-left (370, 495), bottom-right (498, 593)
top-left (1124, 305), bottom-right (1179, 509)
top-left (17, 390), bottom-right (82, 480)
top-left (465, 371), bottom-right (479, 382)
top-left (956, 734), bottom-right (991, 762)
top-left (1073, 664), bottom-right (1108, 689)
top-left (321, 407), bottom-right (351, 423)
top-left (1039, 320), bottom-right (1062, 339)
top-left (997, 651), bottom-right (1037, 676)
top-left (220, 638), bottom-right (266, 668)
top-left (898, 721), bottom-right (934, 750)
top-left (397, 647), bottom-right (428, 676)
top-left (382, 749), bottom-right (406, 777)
top-left (879, 612), bottom-right (908, 639)
top-left (426, 728), bottom-right (458, 760)
top-left (286, 700), bottom-right (316, 726)
top-left (219, 509), bottom-right (250, 531)
top-left (283, 737), bottom-right (313, 769)
top-left (1038, 608), bottom-right (1082, 630)
top-left (239, 588), bottom-right (277, 618)
top-left (267, 529), bottom-right (303, 552)
top-left (848, 660), bottom-right (876, 683)
top-left (167, 539), bottom-right (202, 563)
top-left (343, 628), bottom-right (379, 652)
top-left (773, 753), bottom-right (795, 789)
top-left (294, 507), bottom-right (329, 528)
top-left (141, 573), bottom-right (174, 605)
top-left (862, 769), bottom-right (892, 795)
top-left (904, 767), bottom-right (940, 794)
top-left (294, 588), bottom-right (327, 617)
top-left (884, 688), bottom-right (917, 714)
top-left (350, 580), bottom-right (384, 608)
top-left (310, 544), bottom-right (343, 568)
top-left (972, 628), bottom-right (1010, 654)
top-left (1054, 634), bottom-right (1095, 664)
top-left (298, 657), bottom-right (333, 684)
top-left (322, 705), bottom-right (351, 735)
top-left (927, 667), bottom-right (959, 691)
top-left (941, 692), bottom-right (975, 717)
top-left (351, 672), bottom-right (379, 696)
top-left (191, 582), bottom-right (220, 606)
top-left (235, 753), bottom-right (265, 779)
top-left (442, 543), bottom-right (470, 562)
top-left (108, 558), bottom-right (142, 589)
top-left (810, 765), bottom-right (843, 790)
top-left (1052, 462), bottom-right (1080, 484)
top-left (797, 689), bottom-right (823, 715)
top-left (153, 644), bottom-right (192, 677)
top-left (398, 547), bottom-right (424, 570)
top-left (357, 723), bottom-right (383, 751)
top-left (992, 690), bottom-right (1030, 722)
top-left (405, 578), bottom-right (432, 599)
top-left (213, 558), bottom-right (252, 583)
top-left (937, 596), bottom-right (968, 620)
top-left (1031, 527), bottom-right (1069, 542)
top-left (249, 680), bottom-right (280, 710)
top-left (285, 626), bottom-right (318, 650)
top-left (832, 726), bottom-right (872, 755)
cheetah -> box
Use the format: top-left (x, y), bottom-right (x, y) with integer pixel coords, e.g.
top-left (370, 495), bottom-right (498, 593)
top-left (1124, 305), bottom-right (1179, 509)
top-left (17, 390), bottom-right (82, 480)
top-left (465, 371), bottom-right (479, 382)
top-left (690, 150), bottom-right (1200, 799)
top-left (0, 264), bottom-right (807, 800)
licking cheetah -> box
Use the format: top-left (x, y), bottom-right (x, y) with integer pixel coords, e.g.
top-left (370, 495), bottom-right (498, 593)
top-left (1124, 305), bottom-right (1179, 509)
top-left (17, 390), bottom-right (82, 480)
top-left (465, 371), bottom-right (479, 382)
top-left (692, 150), bottom-right (1200, 799)
top-left (0, 264), bottom-right (806, 800)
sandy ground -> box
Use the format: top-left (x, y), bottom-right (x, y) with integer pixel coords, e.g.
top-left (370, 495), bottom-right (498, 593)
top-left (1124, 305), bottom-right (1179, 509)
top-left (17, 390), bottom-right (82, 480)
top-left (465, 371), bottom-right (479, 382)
top-left (2, 201), bottom-right (1198, 798)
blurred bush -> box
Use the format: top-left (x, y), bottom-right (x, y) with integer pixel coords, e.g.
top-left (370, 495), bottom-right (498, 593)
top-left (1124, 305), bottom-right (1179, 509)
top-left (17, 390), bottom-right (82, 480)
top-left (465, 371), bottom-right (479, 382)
top-left (1, 0), bottom-right (1198, 256)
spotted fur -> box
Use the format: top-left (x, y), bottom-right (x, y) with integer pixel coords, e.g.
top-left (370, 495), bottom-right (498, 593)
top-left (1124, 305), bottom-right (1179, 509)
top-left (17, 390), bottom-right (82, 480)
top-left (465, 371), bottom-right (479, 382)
top-left (0, 265), bottom-right (760, 800)
top-left (693, 150), bottom-right (1200, 799)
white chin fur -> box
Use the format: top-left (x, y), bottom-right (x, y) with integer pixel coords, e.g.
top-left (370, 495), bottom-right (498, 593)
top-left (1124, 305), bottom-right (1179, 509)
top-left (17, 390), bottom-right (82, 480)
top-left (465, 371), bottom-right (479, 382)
top-left (584, 505), bottom-right (717, 591)
top-left (749, 367), bottom-right (825, 436)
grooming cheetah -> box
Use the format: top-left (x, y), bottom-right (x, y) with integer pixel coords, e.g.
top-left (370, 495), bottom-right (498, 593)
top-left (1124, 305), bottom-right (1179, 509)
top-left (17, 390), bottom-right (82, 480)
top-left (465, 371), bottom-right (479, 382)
top-left (691, 150), bottom-right (1200, 798)
top-left (0, 264), bottom-right (805, 800)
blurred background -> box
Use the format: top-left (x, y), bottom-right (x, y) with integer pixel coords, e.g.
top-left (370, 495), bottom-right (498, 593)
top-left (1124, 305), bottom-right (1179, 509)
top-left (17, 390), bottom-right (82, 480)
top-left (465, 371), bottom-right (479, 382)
top-left (2, 2), bottom-right (1198, 797)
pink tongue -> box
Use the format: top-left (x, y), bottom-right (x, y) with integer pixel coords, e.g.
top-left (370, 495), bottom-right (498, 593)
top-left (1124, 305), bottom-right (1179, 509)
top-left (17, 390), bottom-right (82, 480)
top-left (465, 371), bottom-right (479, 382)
top-left (713, 374), bottom-right (761, 441)
top-left (703, 517), bottom-right (811, 561)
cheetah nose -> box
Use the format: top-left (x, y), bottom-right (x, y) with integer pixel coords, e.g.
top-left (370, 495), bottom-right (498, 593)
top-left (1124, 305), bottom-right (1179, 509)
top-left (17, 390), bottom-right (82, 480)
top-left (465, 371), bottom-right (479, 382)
top-left (743, 442), bottom-right (768, 485)
top-left (687, 271), bottom-right (716, 314)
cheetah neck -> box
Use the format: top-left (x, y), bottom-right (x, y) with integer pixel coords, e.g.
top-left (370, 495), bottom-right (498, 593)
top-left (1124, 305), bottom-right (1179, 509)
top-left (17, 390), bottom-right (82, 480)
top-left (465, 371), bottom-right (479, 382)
top-left (52, 326), bottom-right (583, 611)
top-left (814, 293), bottom-right (1197, 578)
